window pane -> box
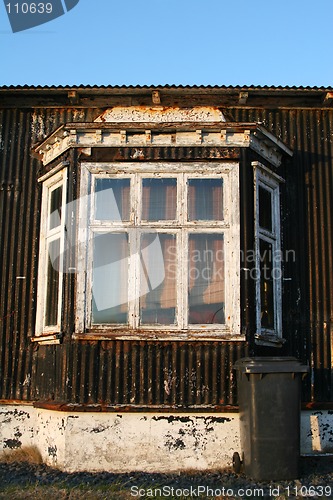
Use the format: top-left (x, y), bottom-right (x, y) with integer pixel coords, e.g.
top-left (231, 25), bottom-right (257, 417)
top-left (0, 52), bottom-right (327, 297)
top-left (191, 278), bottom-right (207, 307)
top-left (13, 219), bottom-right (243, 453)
top-left (49, 185), bottom-right (62, 230)
top-left (188, 234), bottom-right (225, 324)
top-left (260, 238), bottom-right (275, 329)
top-left (259, 186), bottom-right (272, 232)
top-left (188, 179), bottom-right (223, 221)
top-left (142, 178), bottom-right (177, 221)
top-left (140, 233), bottom-right (177, 325)
top-left (45, 238), bottom-right (60, 327)
top-left (92, 233), bottom-right (129, 324)
top-left (95, 178), bottom-right (130, 221)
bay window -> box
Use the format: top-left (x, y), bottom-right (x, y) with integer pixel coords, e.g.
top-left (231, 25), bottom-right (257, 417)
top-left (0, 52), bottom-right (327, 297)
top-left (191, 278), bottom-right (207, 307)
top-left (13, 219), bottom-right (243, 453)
top-left (32, 117), bottom-right (291, 344)
top-left (77, 162), bottom-right (240, 339)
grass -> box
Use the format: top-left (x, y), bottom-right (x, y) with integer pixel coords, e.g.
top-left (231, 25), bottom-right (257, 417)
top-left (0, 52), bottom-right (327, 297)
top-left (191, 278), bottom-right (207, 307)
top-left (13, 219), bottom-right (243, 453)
top-left (0, 446), bottom-right (43, 465)
top-left (0, 484), bottom-right (135, 499)
top-left (0, 447), bottom-right (235, 498)
top-left (0, 482), bottom-right (198, 500)
top-left (2, 452), bottom-right (331, 499)
top-left (0, 449), bottom-right (191, 500)
top-left (0, 448), bottom-right (138, 499)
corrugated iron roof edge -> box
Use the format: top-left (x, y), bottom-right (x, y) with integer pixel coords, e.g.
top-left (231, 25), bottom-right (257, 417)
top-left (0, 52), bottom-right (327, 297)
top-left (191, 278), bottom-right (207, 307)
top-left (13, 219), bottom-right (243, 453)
top-left (0, 84), bottom-right (332, 91)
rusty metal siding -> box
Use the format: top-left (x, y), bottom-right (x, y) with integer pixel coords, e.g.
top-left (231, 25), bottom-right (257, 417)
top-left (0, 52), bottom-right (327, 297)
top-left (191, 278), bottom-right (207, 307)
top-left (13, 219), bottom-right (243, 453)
top-left (0, 108), bottom-right (36, 401)
top-left (44, 341), bottom-right (246, 407)
top-left (1, 94), bottom-right (333, 406)
top-left (0, 107), bottom-right (100, 401)
top-left (231, 107), bottom-right (333, 402)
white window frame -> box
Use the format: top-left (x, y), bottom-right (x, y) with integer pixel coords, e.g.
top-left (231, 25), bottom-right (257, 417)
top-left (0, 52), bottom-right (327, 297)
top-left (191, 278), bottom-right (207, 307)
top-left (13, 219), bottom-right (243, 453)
top-left (254, 163), bottom-right (283, 341)
top-left (76, 162), bottom-right (240, 340)
top-left (36, 166), bottom-right (67, 335)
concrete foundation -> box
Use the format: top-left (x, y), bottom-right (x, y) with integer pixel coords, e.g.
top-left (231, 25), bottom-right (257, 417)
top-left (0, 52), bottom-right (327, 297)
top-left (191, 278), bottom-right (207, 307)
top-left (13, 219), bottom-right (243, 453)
top-left (0, 405), bottom-right (332, 472)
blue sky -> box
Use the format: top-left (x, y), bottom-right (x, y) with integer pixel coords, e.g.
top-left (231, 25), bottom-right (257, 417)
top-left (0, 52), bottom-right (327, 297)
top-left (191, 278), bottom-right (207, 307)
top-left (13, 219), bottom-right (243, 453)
top-left (0, 0), bottom-right (332, 87)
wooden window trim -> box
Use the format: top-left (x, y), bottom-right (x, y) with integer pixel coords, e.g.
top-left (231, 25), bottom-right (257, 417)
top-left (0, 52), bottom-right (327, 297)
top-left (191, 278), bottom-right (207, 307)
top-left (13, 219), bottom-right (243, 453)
top-left (253, 162), bottom-right (283, 344)
top-left (75, 162), bottom-right (241, 340)
top-left (36, 166), bottom-right (67, 335)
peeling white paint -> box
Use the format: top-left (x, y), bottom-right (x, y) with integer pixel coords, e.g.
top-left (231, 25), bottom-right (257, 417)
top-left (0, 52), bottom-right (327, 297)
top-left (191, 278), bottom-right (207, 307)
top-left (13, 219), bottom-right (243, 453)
top-left (31, 112), bottom-right (47, 140)
top-left (22, 374), bottom-right (31, 387)
top-left (60, 412), bottom-right (240, 472)
top-left (0, 405), bottom-right (239, 471)
top-left (301, 412), bottom-right (333, 454)
top-left (1, 406), bottom-right (332, 472)
top-left (95, 106), bottom-right (226, 123)
top-left (163, 380), bottom-right (170, 396)
top-left (71, 109), bottom-right (86, 122)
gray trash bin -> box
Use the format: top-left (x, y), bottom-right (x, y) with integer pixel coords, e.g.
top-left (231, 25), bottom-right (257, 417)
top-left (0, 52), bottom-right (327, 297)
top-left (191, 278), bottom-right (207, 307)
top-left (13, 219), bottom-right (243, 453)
top-left (233, 357), bottom-right (308, 480)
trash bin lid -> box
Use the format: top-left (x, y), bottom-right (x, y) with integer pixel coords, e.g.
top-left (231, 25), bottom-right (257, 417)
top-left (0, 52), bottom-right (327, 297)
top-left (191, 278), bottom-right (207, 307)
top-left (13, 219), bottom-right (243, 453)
top-left (233, 357), bottom-right (309, 374)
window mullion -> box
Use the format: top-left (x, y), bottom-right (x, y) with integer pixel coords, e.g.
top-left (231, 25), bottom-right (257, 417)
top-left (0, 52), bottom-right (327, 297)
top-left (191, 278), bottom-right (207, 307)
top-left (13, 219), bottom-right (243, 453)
top-left (273, 185), bottom-right (282, 336)
top-left (179, 173), bottom-right (186, 225)
top-left (86, 227), bottom-right (94, 328)
top-left (180, 229), bottom-right (188, 330)
top-left (134, 173), bottom-right (140, 226)
top-left (128, 229), bottom-right (137, 328)
top-left (176, 174), bottom-right (184, 329)
top-left (133, 174), bottom-right (140, 328)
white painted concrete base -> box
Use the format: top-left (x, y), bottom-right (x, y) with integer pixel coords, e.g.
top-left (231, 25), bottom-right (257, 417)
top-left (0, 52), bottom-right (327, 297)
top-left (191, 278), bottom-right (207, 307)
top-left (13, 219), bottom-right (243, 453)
top-left (301, 411), bottom-right (333, 454)
top-left (0, 405), bottom-right (332, 472)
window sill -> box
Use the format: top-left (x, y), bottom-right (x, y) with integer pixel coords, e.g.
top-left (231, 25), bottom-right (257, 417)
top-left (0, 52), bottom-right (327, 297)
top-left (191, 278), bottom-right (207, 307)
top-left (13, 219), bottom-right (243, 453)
top-left (72, 330), bottom-right (246, 342)
top-left (255, 333), bottom-right (286, 347)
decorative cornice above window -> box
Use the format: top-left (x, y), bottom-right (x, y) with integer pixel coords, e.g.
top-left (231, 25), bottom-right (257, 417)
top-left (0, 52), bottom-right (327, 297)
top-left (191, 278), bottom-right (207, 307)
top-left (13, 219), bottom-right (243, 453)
top-left (33, 108), bottom-right (292, 168)
top-left (94, 106), bottom-right (226, 123)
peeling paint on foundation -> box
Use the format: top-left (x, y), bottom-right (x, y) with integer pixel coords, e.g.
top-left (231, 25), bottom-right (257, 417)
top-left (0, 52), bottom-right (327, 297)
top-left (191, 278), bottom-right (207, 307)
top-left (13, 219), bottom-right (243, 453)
top-left (301, 411), bottom-right (333, 453)
top-left (4, 438), bottom-right (22, 449)
top-left (48, 446), bottom-right (57, 458)
top-left (0, 407), bottom-right (241, 472)
top-left (152, 415), bottom-right (193, 423)
top-left (0, 409), bottom-right (30, 420)
top-left (165, 436), bottom-right (186, 451)
top-left (89, 425), bottom-right (110, 434)
top-left (1, 405), bottom-right (333, 472)
top-left (152, 415), bottom-right (231, 424)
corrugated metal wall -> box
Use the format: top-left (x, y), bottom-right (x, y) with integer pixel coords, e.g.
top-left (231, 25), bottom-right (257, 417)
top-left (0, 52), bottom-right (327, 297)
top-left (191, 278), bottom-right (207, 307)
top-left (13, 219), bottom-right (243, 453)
top-left (34, 341), bottom-right (246, 407)
top-left (1, 97), bottom-right (332, 405)
top-left (0, 107), bottom-right (100, 401)
top-left (0, 108), bottom-right (36, 401)
top-left (231, 107), bottom-right (333, 402)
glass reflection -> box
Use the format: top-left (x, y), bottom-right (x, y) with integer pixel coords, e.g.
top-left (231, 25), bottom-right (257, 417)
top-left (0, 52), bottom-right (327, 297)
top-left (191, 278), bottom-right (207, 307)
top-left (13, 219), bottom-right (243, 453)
top-left (95, 178), bottom-right (130, 221)
top-left (188, 178), bottom-right (223, 221)
top-left (92, 232), bottom-right (129, 324)
top-left (142, 178), bottom-right (177, 221)
top-left (188, 233), bottom-right (225, 324)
